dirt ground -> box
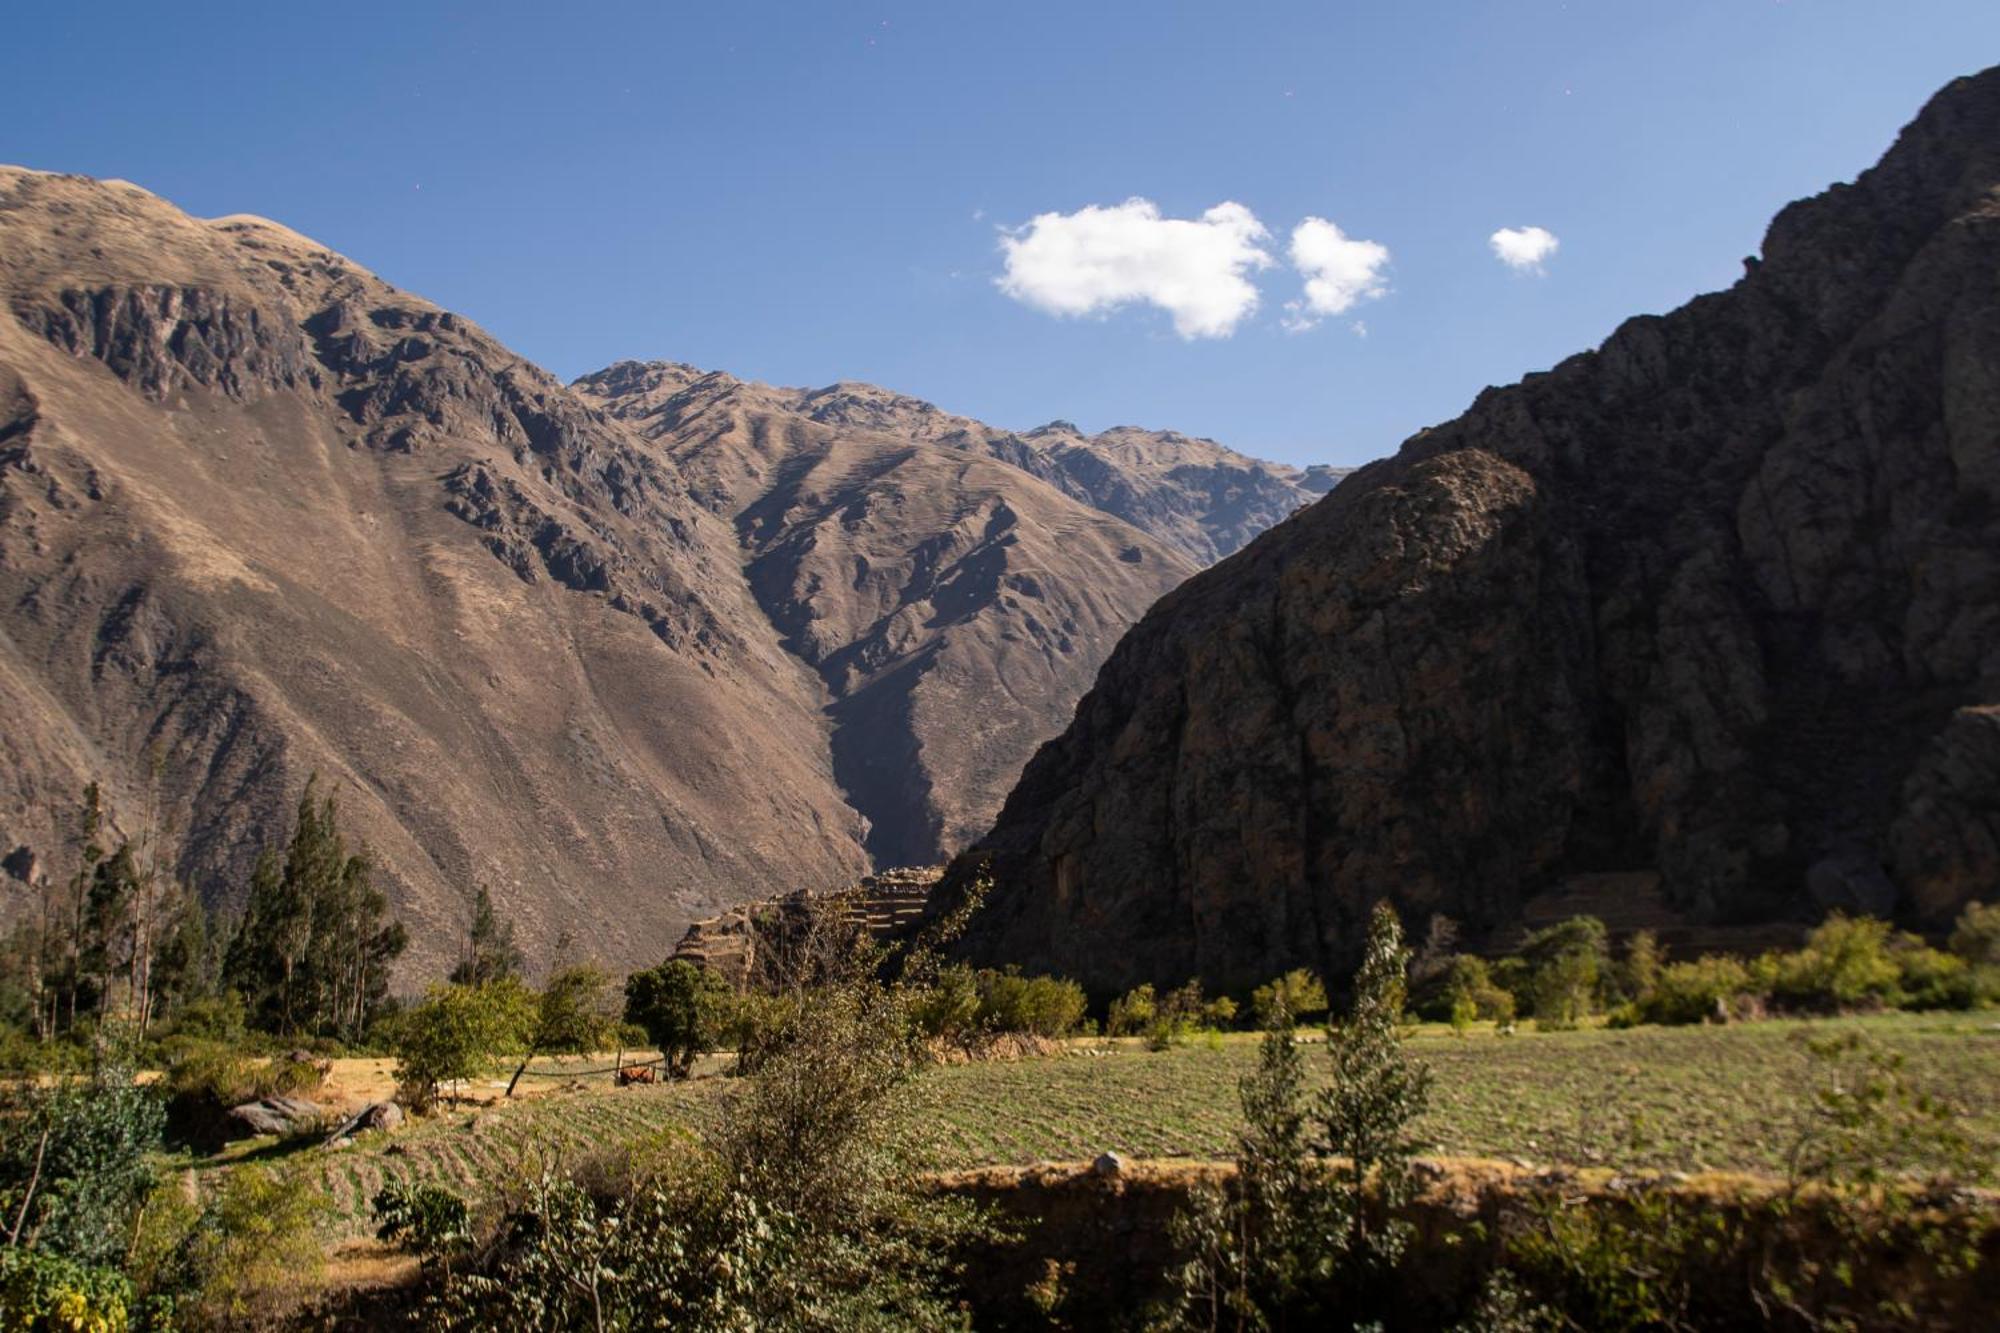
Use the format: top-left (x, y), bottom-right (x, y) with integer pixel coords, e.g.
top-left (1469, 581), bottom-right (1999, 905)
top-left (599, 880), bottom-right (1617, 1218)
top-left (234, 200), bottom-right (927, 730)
top-left (314, 1049), bottom-right (667, 1112)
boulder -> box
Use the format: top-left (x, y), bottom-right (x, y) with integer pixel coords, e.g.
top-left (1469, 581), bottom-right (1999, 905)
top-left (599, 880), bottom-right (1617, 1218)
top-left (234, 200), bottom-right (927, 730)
top-left (226, 1096), bottom-right (323, 1138)
top-left (323, 1100), bottom-right (403, 1146)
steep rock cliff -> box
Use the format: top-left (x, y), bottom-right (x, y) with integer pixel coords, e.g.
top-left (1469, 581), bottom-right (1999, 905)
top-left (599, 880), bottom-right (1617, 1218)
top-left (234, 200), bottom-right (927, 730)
top-left (954, 67), bottom-right (2000, 994)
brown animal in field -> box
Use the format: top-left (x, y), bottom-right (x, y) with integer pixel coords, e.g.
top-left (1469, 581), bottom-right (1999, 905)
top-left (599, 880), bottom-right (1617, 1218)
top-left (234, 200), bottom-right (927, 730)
top-left (616, 1065), bottom-right (657, 1086)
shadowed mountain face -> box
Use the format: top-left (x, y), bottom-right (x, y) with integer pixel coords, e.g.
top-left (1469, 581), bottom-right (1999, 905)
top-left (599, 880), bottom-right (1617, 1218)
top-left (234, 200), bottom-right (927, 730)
top-left (571, 363), bottom-right (1203, 866)
top-left (0, 167), bottom-right (878, 972)
top-left (954, 67), bottom-right (2000, 996)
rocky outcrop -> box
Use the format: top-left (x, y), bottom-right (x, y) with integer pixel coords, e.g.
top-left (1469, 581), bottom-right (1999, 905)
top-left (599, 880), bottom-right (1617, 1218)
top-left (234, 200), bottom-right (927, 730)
top-left (951, 66), bottom-right (2000, 995)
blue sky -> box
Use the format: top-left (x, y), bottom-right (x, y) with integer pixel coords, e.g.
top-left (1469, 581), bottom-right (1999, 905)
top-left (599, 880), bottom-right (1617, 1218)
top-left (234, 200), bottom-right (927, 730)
top-left (6, 3), bottom-right (1998, 469)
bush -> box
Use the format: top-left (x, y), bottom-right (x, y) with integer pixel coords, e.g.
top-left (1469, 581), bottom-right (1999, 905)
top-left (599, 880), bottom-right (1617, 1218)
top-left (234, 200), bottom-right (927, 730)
top-left (1638, 956), bottom-right (1754, 1025)
top-left (0, 1068), bottom-right (164, 1270)
top-left (1893, 943), bottom-right (1978, 1011)
top-left (910, 964), bottom-right (980, 1043)
top-left (1765, 914), bottom-right (1902, 1012)
top-left (0, 1248), bottom-right (132, 1332)
top-left (134, 1164), bottom-right (332, 1329)
top-left (1948, 900), bottom-right (2000, 965)
top-left (973, 970), bottom-right (1087, 1038)
top-left (1440, 955), bottom-right (1515, 1029)
top-left (1106, 983), bottom-right (1158, 1037)
top-left (1617, 929), bottom-right (1661, 1007)
top-left (374, 1179), bottom-right (473, 1273)
top-left (1520, 917), bottom-right (1609, 1029)
top-left (1250, 969), bottom-right (1328, 1026)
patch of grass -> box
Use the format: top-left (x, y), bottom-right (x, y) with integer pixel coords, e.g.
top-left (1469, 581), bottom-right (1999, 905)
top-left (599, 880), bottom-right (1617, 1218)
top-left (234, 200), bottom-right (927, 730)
top-left (193, 1012), bottom-right (2000, 1238)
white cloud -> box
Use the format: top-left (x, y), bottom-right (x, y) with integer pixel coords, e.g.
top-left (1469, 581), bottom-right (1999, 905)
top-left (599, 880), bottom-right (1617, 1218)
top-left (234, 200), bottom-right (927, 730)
top-left (1282, 217), bottom-right (1391, 332)
top-left (996, 198), bottom-right (1274, 339)
top-left (1489, 225), bottom-right (1559, 273)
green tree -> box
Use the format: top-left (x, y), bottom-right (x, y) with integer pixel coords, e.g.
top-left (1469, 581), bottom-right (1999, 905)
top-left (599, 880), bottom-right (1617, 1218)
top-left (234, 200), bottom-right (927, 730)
top-left (393, 981), bottom-right (530, 1112)
top-left (449, 885), bottom-right (522, 986)
top-left (624, 959), bottom-right (732, 1078)
top-left (505, 964), bottom-right (619, 1096)
top-left (224, 777), bottom-right (406, 1040)
top-left (1320, 901), bottom-right (1433, 1282)
top-left (1165, 903), bottom-right (1433, 1330)
top-left (1519, 916), bottom-right (1609, 1028)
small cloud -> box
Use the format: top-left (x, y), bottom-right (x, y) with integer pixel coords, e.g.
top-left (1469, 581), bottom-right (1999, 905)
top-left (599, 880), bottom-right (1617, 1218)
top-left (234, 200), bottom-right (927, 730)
top-left (1490, 225), bottom-right (1559, 273)
top-left (1350, 320), bottom-right (1368, 338)
top-left (996, 198), bottom-right (1275, 339)
top-left (1281, 216), bottom-right (1391, 332)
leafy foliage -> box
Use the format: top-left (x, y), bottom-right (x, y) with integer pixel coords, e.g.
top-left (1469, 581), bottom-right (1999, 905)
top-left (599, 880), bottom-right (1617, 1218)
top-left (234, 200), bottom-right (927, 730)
top-left (448, 885), bottom-right (522, 987)
top-left (221, 777), bottom-right (407, 1041)
top-left (624, 959), bottom-right (733, 1078)
top-left (504, 963), bottom-right (619, 1096)
top-left (1249, 969), bottom-right (1328, 1027)
top-left (392, 980), bottom-right (532, 1111)
top-left (0, 1066), bottom-right (164, 1270)
top-left (1163, 901), bottom-right (1433, 1330)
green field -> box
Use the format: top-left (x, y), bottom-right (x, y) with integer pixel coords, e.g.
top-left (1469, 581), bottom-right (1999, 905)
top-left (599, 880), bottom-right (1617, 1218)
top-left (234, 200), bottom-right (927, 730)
top-left (208, 1012), bottom-right (2000, 1236)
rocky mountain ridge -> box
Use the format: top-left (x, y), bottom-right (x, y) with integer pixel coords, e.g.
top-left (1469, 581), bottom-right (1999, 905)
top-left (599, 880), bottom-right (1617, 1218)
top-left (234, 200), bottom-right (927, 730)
top-left (951, 65), bottom-right (2000, 995)
top-left (0, 167), bottom-right (1334, 970)
top-left (570, 360), bottom-right (1202, 865)
top-left (574, 360), bottom-right (1340, 567)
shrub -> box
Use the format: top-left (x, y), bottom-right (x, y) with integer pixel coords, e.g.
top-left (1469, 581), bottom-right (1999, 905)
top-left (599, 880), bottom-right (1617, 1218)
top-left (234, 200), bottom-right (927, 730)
top-left (1766, 914), bottom-right (1902, 1012)
top-left (1948, 900), bottom-right (2000, 965)
top-left (974, 970), bottom-right (1087, 1038)
top-left (136, 1164), bottom-right (332, 1329)
top-left (0, 1068), bottom-right (164, 1270)
top-left (1106, 982), bottom-right (1158, 1037)
top-left (1893, 943), bottom-right (1977, 1011)
top-left (374, 1179), bottom-right (473, 1274)
top-left (1441, 955), bottom-right (1515, 1028)
top-left (1520, 917), bottom-right (1609, 1029)
top-left (0, 1248), bottom-right (131, 1332)
top-left (910, 963), bottom-right (980, 1043)
top-left (1617, 929), bottom-right (1661, 1007)
top-left (1250, 969), bottom-right (1328, 1027)
top-left (1638, 955), bottom-right (1753, 1025)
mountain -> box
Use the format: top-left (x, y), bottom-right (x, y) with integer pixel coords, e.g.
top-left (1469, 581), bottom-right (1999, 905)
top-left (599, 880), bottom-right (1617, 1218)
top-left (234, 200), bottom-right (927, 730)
top-left (569, 362), bottom-right (1199, 866)
top-left (951, 66), bottom-right (2000, 995)
top-left (575, 363), bottom-right (1333, 567)
top-left (0, 167), bottom-right (1328, 970)
top-left (0, 167), bottom-right (878, 972)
